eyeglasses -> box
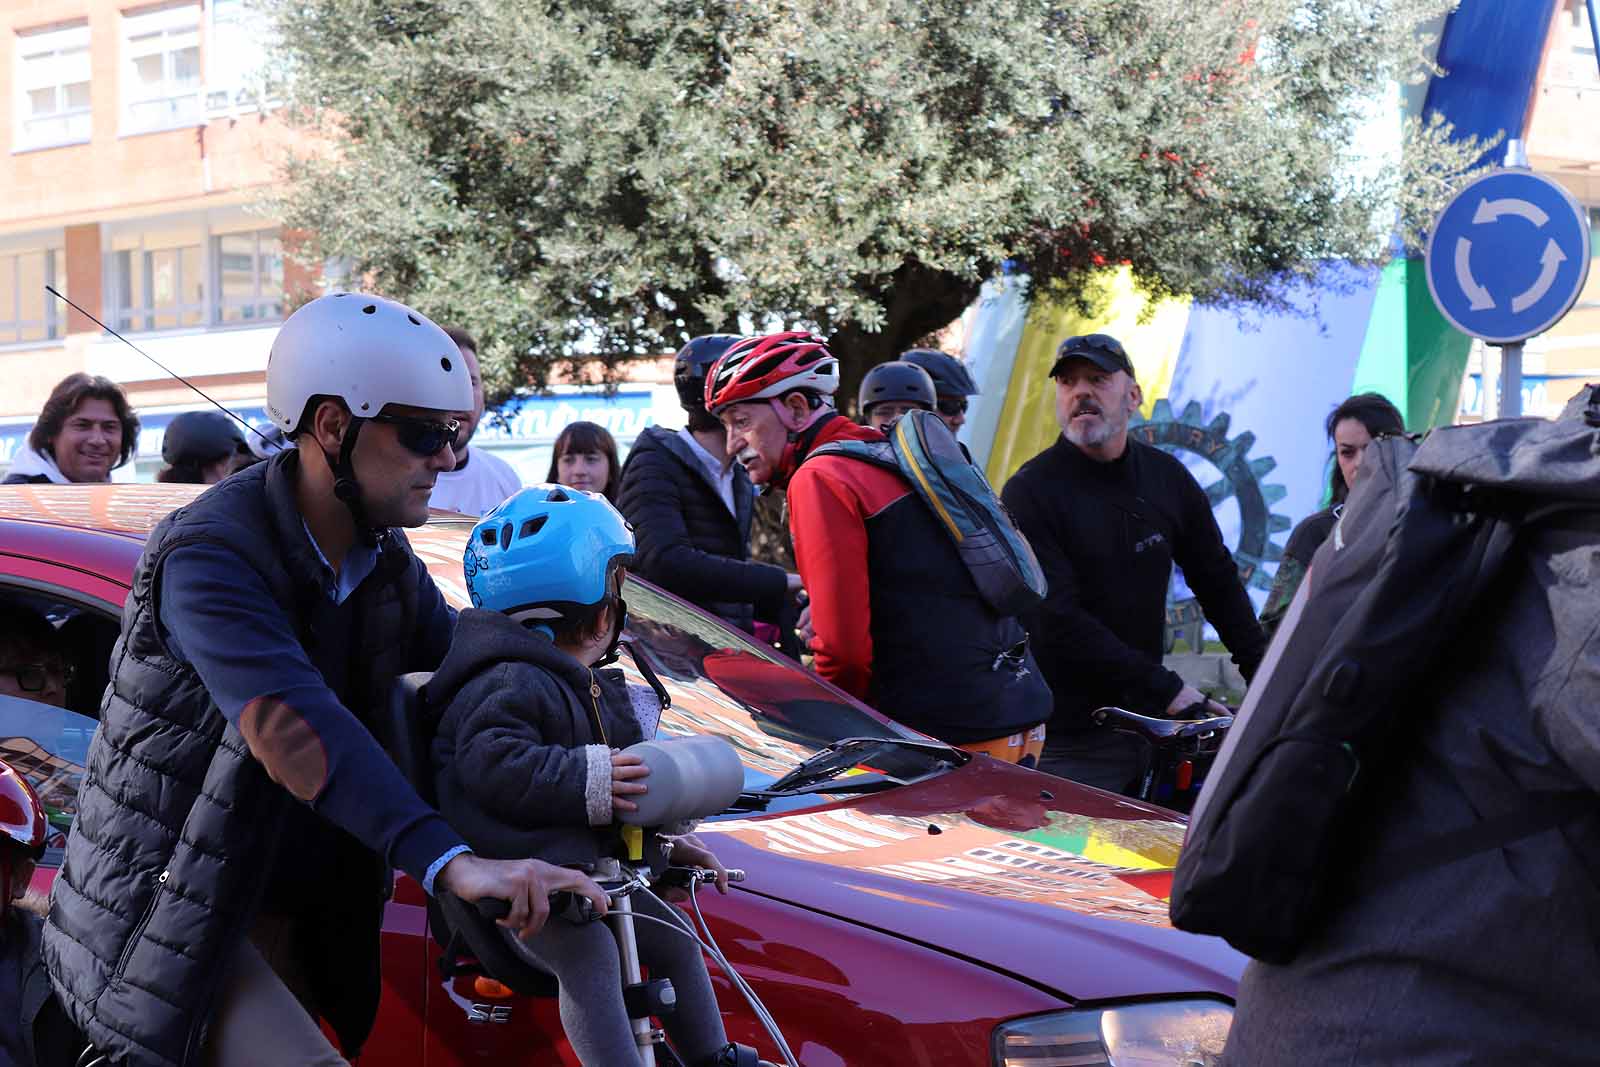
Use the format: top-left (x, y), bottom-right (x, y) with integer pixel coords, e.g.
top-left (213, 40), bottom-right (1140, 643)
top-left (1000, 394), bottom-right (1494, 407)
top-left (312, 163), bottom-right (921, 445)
top-left (1057, 333), bottom-right (1128, 361)
top-left (5, 663), bottom-right (73, 693)
top-left (936, 396), bottom-right (969, 417)
top-left (367, 413), bottom-right (463, 458)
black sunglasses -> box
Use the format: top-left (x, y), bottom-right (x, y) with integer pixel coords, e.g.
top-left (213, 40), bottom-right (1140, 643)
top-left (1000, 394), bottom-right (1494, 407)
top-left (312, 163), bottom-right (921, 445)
top-left (367, 413), bottom-right (462, 458)
top-left (936, 396), bottom-right (968, 417)
top-left (1059, 333), bottom-right (1128, 360)
top-left (6, 663), bottom-right (73, 693)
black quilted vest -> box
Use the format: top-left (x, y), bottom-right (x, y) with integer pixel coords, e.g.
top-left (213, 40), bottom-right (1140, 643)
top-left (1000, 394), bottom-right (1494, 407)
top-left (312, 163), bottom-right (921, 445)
top-left (42, 452), bottom-right (434, 1066)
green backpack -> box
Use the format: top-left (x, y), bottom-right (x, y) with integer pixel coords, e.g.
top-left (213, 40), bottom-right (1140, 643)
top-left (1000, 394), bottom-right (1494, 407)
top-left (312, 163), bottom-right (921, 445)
top-left (811, 409), bottom-right (1048, 616)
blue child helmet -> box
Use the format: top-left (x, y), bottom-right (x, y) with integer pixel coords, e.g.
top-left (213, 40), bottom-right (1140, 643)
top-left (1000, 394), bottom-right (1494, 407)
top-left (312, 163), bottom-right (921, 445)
top-left (464, 484), bottom-right (635, 623)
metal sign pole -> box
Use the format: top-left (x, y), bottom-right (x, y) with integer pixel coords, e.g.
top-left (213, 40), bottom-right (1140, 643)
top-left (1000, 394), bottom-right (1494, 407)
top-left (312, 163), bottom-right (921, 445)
top-left (1498, 341), bottom-right (1524, 418)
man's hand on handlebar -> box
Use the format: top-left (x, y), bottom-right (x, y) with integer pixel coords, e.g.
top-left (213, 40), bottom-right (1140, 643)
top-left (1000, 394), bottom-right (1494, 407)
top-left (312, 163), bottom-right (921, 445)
top-left (1165, 683), bottom-right (1230, 720)
top-left (435, 853), bottom-right (609, 939)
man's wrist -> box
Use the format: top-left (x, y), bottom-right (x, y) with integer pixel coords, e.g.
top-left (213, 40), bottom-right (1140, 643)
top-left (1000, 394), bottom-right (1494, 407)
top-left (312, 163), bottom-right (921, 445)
top-left (424, 845), bottom-right (473, 896)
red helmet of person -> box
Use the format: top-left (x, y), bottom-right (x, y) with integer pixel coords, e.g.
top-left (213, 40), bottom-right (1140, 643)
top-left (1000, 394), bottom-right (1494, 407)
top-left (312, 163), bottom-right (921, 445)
top-left (703, 331), bottom-right (839, 417)
top-left (0, 761), bottom-right (46, 861)
top-left (0, 760), bottom-right (46, 915)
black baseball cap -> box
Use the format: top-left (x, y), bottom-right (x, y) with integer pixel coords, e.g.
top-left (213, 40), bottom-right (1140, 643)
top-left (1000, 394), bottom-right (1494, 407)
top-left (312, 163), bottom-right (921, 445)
top-left (1049, 333), bottom-right (1135, 378)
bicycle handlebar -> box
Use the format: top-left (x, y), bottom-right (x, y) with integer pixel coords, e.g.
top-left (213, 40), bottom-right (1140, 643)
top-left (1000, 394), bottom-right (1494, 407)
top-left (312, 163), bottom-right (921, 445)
top-left (470, 866), bottom-right (747, 925)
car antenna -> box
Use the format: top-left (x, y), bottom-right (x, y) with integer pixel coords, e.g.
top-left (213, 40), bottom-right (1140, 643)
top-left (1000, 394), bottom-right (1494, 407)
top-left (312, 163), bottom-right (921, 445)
top-left (45, 285), bottom-right (271, 446)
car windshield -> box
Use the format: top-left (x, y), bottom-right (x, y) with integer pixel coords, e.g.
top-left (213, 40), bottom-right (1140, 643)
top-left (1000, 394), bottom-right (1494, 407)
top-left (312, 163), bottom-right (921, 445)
top-left (617, 582), bottom-right (953, 816)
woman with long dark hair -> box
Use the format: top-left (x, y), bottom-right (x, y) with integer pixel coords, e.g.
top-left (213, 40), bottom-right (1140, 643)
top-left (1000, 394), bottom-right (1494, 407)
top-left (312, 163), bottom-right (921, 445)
top-left (545, 421), bottom-right (621, 502)
top-left (1259, 392), bottom-right (1405, 639)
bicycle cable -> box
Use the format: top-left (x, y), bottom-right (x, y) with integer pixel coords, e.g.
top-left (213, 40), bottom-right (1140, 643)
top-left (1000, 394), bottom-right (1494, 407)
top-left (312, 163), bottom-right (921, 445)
top-left (626, 879), bottom-right (799, 1067)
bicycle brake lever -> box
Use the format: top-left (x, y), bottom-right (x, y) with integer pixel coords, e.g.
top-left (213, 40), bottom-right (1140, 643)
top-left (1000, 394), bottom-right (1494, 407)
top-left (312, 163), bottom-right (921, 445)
top-left (658, 866), bottom-right (750, 889)
top-left (549, 890), bottom-right (600, 924)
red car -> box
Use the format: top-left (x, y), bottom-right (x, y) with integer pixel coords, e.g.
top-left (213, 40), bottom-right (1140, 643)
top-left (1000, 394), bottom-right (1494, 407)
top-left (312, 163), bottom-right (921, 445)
top-left (0, 483), bottom-right (1244, 1066)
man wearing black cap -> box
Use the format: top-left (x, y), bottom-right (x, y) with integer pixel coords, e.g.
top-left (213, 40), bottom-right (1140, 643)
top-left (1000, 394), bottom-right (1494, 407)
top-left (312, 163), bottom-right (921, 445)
top-left (1000, 334), bottom-right (1267, 793)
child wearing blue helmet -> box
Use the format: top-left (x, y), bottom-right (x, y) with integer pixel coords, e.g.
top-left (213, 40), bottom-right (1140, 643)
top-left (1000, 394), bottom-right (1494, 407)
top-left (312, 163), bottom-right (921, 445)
top-left (428, 484), bottom-right (742, 1067)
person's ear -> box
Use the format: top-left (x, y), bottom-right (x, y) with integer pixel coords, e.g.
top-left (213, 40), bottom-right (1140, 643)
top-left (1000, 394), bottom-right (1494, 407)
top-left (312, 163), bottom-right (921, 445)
top-left (309, 399), bottom-right (350, 451)
top-left (1127, 377), bottom-right (1144, 414)
top-left (781, 392), bottom-right (811, 428)
top-left (589, 602), bottom-right (615, 646)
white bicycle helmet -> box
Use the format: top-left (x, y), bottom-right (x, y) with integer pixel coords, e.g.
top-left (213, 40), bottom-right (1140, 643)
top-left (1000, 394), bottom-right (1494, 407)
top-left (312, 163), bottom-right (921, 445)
top-left (266, 292), bottom-right (473, 432)
top-left (267, 292), bottom-right (474, 537)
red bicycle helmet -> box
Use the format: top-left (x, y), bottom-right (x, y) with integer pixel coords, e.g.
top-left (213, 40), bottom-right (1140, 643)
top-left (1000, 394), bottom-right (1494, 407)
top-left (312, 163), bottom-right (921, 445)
top-left (0, 760), bottom-right (46, 915)
top-left (0, 761), bottom-right (46, 860)
top-left (703, 331), bottom-right (839, 416)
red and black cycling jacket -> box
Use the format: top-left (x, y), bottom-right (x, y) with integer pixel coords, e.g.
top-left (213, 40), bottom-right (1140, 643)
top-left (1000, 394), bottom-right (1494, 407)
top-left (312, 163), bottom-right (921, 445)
top-left (787, 415), bottom-right (1050, 745)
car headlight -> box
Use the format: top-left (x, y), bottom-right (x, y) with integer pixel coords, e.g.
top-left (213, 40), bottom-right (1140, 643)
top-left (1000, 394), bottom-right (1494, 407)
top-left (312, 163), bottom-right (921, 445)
top-left (993, 1000), bottom-right (1233, 1067)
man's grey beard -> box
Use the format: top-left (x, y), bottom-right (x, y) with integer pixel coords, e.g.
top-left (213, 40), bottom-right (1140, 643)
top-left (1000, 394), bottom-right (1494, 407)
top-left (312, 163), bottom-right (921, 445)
top-left (1062, 408), bottom-right (1126, 448)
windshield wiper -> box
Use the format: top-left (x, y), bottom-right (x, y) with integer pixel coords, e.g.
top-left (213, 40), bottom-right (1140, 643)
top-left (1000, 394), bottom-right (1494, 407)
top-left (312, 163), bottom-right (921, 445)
top-left (727, 773), bottom-right (903, 813)
top-left (758, 736), bottom-right (967, 796)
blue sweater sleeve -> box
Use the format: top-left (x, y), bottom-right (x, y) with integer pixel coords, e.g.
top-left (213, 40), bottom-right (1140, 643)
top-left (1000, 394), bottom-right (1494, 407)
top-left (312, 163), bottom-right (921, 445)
top-left (157, 541), bottom-right (466, 887)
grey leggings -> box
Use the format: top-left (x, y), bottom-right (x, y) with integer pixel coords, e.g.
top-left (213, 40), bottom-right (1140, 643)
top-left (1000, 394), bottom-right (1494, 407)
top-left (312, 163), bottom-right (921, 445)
top-left (506, 889), bottom-right (727, 1066)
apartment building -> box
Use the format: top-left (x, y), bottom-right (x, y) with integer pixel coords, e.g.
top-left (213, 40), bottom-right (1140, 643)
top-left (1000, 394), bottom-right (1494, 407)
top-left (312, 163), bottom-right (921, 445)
top-left (0, 0), bottom-right (676, 482)
top-left (1, 0), bottom-right (314, 477)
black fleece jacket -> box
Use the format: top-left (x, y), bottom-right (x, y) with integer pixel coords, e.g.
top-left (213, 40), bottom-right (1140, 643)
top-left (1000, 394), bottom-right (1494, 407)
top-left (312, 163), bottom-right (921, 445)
top-left (1001, 435), bottom-right (1267, 731)
top-left (616, 426), bottom-right (786, 632)
top-left (427, 609), bottom-right (645, 868)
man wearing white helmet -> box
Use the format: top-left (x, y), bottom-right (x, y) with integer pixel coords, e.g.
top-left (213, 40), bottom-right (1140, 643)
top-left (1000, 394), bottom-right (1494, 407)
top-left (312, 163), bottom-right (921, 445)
top-left (44, 294), bottom-right (605, 1067)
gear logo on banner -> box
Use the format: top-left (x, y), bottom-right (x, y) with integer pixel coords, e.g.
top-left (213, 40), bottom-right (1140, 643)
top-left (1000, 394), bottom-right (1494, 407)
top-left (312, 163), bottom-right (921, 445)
top-left (1130, 400), bottom-right (1290, 649)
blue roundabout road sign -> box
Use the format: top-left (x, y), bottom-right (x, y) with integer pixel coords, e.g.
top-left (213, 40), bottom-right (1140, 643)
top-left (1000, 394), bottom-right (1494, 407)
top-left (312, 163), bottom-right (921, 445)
top-left (1425, 168), bottom-right (1592, 345)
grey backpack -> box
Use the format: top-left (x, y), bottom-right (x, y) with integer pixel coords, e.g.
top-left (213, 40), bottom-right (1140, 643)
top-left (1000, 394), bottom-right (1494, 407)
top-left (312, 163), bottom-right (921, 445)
top-left (1170, 386), bottom-right (1600, 963)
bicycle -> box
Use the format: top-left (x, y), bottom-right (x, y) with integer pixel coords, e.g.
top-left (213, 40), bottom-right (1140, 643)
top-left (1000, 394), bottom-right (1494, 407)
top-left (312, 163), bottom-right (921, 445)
top-left (1088, 705), bottom-right (1234, 813)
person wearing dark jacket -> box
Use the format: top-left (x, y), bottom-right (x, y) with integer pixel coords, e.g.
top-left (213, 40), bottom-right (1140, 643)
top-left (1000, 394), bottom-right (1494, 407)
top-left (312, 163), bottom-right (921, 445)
top-left (42, 294), bottom-right (602, 1067)
top-left (1001, 334), bottom-right (1267, 793)
top-left (431, 485), bottom-right (742, 1067)
top-left (707, 331), bottom-right (1051, 763)
top-left (617, 335), bottom-right (797, 635)
top-left (1224, 385), bottom-right (1600, 1066)
top-left (1258, 392), bottom-right (1405, 641)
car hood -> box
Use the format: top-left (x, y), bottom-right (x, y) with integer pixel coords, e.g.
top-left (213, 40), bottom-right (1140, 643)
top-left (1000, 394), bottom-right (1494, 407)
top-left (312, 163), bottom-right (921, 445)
top-left (701, 758), bottom-right (1245, 1003)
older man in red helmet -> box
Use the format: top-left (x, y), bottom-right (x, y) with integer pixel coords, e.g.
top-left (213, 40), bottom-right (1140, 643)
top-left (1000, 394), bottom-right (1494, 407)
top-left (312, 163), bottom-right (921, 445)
top-left (705, 331), bottom-right (1050, 763)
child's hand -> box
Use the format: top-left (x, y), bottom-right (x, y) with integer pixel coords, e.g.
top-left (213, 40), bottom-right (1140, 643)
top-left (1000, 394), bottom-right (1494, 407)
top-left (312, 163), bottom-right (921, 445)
top-left (664, 833), bottom-right (729, 895)
top-left (610, 750), bottom-right (649, 815)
